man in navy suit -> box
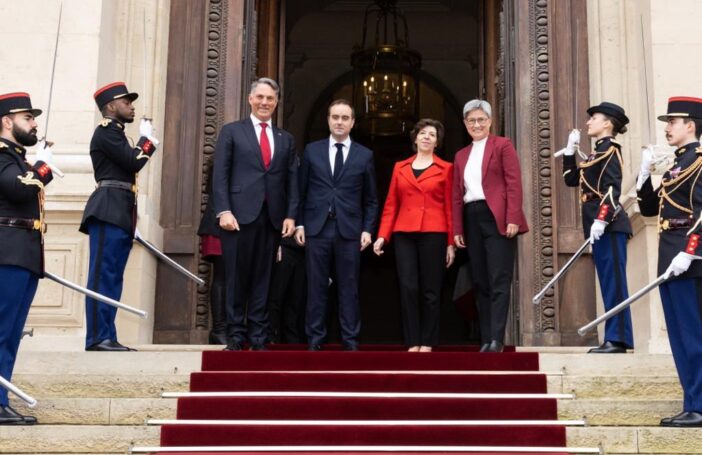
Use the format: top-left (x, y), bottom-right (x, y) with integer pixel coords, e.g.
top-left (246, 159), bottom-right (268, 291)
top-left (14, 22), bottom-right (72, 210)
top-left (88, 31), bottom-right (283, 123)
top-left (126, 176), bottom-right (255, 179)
top-left (295, 99), bottom-right (378, 351)
top-left (212, 78), bottom-right (299, 351)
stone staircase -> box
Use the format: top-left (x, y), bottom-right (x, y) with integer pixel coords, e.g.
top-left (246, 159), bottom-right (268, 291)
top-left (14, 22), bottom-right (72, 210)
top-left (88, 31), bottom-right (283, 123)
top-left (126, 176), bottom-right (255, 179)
top-left (1, 347), bottom-right (700, 455)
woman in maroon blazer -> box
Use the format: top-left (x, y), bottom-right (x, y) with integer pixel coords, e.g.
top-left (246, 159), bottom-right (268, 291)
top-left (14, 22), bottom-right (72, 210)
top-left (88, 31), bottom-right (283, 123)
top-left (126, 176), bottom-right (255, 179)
top-left (373, 118), bottom-right (455, 352)
top-left (452, 100), bottom-right (528, 353)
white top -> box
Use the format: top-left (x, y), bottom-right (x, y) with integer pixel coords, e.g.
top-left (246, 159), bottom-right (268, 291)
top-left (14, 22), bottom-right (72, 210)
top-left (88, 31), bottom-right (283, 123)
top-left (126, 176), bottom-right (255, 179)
top-left (329, 136), bottom-right (352, 175)
top-left (251, 113), bottom-right (275, 158)
top-left (463, 137), bottom-right (487, 203)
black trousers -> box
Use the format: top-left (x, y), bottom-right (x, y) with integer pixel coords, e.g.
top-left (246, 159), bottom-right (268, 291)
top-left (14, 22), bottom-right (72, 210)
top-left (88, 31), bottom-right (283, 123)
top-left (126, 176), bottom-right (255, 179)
top-left (463, 201), bottom-right (516, 345)
top-left (305, 218), bottom-right (361, 348)
top-left (220, 207), bottom-right (277, 345)
top-left (394, 232), bottom-right (446, 347)
top-left (267, 244), bottom-right (306, 343)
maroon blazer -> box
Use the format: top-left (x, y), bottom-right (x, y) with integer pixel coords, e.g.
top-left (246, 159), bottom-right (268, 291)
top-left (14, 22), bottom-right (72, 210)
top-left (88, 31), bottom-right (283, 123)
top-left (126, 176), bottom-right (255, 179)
top-left (452, 135), bottom-right (529, 237)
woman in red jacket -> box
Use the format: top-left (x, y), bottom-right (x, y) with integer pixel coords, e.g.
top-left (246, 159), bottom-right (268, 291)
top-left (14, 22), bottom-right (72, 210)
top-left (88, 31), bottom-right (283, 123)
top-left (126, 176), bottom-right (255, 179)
top-left (373, 118), bottom-right (455, 352)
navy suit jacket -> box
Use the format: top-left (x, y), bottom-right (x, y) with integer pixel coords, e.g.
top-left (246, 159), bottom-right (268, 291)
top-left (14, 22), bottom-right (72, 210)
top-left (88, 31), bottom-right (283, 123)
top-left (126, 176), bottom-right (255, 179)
top-left (212, 118), bottom-right (299, 230)
top-left (298, 139), bottom-right (378, 240)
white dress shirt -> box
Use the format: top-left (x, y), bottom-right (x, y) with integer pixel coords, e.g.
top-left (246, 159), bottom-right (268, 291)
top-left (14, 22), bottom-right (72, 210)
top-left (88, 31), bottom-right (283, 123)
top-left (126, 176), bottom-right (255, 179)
top-left (463, 137), bottom-right (487, 203)
top-left (251, 113), bottom-right (275, 159)
top-left (329, 136), bottom-right (352, 174)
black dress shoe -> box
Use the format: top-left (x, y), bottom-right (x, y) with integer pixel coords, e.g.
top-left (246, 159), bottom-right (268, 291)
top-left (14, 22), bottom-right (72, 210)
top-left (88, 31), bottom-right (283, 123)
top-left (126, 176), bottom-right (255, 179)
top-left (588, 341), bottom-right (626, 354)
top-left (479, 343), bottom-right (490, 353)
top-left (308, 344), bottom-right (322, 351)
top-left (1, 406), bottom-right (36, 425)
top-left (250, 344), bottom-right (268, 351)
top-left (112, 340), bottom-right (137, 351)
top-left (487, 340), bottom-right (504, 353)
top-left (660, 410), bottom-right (688, 426)
top-left (209, 332), bottom-right (228, 345)
top-left (670, 411), bottom-right (702, 427)
top-left (224, 342), bottom-right (243, 351)
top-left (86, 339), bottom-right (131, 352)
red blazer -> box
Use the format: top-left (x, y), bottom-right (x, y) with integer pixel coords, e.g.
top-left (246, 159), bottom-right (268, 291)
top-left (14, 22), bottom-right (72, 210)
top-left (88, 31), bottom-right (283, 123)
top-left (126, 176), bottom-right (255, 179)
top-left (452, 135), bottom-right (529, 236)
top-left (377, 155), bottom-right (454, 245)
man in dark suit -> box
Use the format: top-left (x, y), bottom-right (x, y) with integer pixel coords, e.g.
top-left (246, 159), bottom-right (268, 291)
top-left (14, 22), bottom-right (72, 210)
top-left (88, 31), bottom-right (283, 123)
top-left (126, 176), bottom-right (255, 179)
top-left (212, 77), bottom-right (298, 351)
top-left (452, 99), bottom-right (528, 353)
top-left (294, 99), bottom-right (378, 351)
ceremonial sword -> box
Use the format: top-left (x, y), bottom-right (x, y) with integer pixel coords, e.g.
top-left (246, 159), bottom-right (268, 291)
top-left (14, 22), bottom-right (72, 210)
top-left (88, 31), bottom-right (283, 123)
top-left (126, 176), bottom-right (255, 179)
top-left (134, 231), bottom-right (205, 286)
top-left (533, 205), bottom-right (622, 305)
top-left (45, 271), bottom-right (147, 319)
top-left (0, 375), bottom-right (37, 407)
top-left (38, 3), bottom-right (65, 178)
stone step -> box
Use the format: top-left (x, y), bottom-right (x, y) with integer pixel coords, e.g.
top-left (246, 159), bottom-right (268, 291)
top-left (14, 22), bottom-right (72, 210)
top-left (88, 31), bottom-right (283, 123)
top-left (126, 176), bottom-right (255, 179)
top-left (7, 397), bottom-right (176, 425)
top-left (8, 395), bottom-right (682, 427)
top-left (11, 374), bottom-right (190, 398)
top-left (3, 425), bottom-right (701, 454)
top-left (556, 375), bottom-right (682, 399)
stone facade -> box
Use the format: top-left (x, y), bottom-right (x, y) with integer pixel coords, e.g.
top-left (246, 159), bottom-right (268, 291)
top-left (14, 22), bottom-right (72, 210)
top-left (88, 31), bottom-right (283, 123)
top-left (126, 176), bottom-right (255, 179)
top-left (2, 0), bottom-right (702, 351)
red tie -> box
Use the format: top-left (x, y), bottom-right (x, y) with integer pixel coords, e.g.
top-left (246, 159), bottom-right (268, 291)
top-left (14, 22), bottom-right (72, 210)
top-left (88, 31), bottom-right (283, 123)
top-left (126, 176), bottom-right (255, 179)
top-left (259, 123), bottom-right (272, 169)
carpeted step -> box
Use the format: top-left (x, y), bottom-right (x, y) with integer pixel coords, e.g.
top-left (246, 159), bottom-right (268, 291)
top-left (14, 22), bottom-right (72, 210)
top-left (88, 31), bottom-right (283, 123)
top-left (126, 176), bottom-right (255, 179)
top-left (201, 352), bottom-right (539, 372)
top-left (175, 396), bottom-right (558, 420)
top-left (263, 344), bottom-right (516, 352)
top-left (159, 424), bottom-right (566, 447)
top-left (189, 372), bottom-right (547, 393)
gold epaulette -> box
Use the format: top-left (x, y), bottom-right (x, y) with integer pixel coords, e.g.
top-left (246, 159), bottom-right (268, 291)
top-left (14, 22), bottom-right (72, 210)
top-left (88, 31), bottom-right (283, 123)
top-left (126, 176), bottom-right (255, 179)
top-left (99, 118), bottom-right (112, 128)
top-left (696, 146), bottom-right (702, 155)
top-left (0, 142), bottom-right (7, 149)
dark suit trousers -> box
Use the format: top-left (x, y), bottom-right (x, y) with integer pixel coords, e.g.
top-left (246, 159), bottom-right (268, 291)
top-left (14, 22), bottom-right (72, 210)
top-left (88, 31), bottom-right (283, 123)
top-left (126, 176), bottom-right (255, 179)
top-left (220, 206), bottom-right (277, 345)
top-left (394, 232), bottom-right (445, 347)
top-left (305, 218), bottom-right (361, 347)
top-left (464, 201), bottom-right (516, 345)
top-left (267, 245), bottom-right (307, 343)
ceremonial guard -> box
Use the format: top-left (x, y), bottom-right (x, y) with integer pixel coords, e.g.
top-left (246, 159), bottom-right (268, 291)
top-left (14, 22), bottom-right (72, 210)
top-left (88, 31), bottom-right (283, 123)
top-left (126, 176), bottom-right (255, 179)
top-left (0, 93), bottom-right (54, 424)
top-left (561, 102), bottom-right (634, 353)
top-left (80, 82), bottom-right (158, 352)
top-left (638, 96), bottom-right (702, 427)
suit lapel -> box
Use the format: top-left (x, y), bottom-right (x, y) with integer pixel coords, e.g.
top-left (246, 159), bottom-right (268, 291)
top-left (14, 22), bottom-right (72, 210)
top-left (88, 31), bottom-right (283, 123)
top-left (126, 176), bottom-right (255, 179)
top-left (322, 142), bottom-right (334, 182)
top-left (244, 118), bottom-right (266, 170)
top-left (481, 135), bottom-right (494, 179)
top-left (416, 162), bottom-right (442, 183)
top-left (398, 160), bottom-right (423, 191)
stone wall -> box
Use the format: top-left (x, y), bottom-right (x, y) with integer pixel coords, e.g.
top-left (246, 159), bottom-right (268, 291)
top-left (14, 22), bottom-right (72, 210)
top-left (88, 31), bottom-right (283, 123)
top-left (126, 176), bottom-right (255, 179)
top-left (0, 0), bottom-right (170, 350)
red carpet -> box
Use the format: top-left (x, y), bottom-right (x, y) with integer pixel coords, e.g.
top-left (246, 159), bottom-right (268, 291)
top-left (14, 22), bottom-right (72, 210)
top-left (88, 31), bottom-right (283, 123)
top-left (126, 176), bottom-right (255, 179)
top-left (201, 351), bottom-right (539, 371)
top-left (160, 424), bottom-right (566, 446)
top-left (176, 396), bottom-right (557, 420)
top-left (190, 372), bottom-right (547, 393)
top-left (156, 350), bottom-right (573, 452)
top-left (264, 344), bottom-right (516, 352)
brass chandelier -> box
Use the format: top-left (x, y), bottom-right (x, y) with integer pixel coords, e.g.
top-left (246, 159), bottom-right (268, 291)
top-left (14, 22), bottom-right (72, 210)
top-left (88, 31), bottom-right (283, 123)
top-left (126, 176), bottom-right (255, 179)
top-left (351, 0), bottom-right (421, 137)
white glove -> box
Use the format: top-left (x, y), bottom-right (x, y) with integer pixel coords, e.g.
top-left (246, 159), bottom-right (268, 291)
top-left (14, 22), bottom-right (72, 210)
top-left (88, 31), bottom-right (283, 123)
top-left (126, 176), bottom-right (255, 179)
top-left (139, 119), bottom-right (154, 138)
top-left (566, 129), bottom-right (580, 152)
top-left (35, 141), bottom-right (53, 166)
top-left (134, 227), bottom-right (142, 240)
top-left (589, 219), bottom-right (607, 244)
top-left (636, 145), bottom-right (655, 190)
top-left (664, 252), bottom-right (696, 279)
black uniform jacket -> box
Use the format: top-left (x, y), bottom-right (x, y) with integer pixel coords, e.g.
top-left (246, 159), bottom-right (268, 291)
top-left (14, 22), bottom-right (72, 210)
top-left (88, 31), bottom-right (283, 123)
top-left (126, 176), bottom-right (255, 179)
top-left (0, 137), bottom-right (53, 276)
top-left (563, 136), bottom-right (632, 238)
top-left (638, 141), bottom-right (702, 278)
top-left (79, 118), bottom-right (157, 234)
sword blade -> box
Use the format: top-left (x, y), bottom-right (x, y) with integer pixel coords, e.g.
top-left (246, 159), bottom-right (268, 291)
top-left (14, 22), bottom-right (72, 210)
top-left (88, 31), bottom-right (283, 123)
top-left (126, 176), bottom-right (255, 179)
top-left (533, 238), bottom-right (590, 305)
top-left (578, 274), bottom-right (667, 336)
top-left (134, 233), bottom-right (205, 286)
top-left (0, 375), bottom-right (37, 407)
top-left (44, 271), bottom-right (147, 319)
top-left (43, 3), bottom-right (63, 140)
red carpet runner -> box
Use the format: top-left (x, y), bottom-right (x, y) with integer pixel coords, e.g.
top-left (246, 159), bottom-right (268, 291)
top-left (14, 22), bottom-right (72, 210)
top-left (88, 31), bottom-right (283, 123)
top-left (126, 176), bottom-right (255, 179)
top-left (156, 347), bottom-right (572, 454)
